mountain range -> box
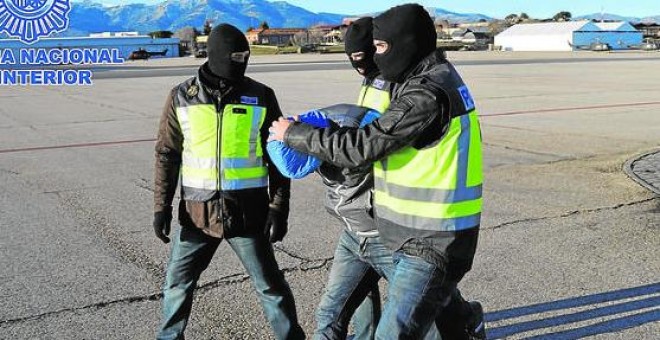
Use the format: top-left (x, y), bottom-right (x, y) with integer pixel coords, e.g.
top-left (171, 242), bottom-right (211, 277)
top-left (61, 0), bottom-right (494, 36)
top-left (409, 7), bottom-right (491, 24)
top-left (63, 0), bottom-right (344, 36)
top-left (3, 0), bottom-right (658, 38)
top-left (575, 13), bottom-right (660, 24)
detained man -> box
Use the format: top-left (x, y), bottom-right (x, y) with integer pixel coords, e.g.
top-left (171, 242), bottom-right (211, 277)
top-left (269, 5), bottom-right (486, 339)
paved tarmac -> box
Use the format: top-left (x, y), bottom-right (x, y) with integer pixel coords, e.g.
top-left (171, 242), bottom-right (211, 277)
top-left (87, 52), bottom-right (660, 80)
top-left (0, 52), bottom-right (659, 339)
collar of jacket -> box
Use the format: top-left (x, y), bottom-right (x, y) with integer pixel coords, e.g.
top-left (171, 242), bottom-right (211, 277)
top-left (403, 48), bottom-right (448, 81)
top-left (197, 62), bottom-right (240, 98)
top-left (363, 68), bottom-right (380, 81)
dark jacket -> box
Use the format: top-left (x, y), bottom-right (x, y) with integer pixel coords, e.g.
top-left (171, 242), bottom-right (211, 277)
top-left (284, 50), bottom-right (478, 275)
top-left (319, 169), bottom-right (376, 235)
top-left (154, 65), bottom-right (290, 238)
top-left (316, 75), bottom-right (394, 235)
top-left (284, 51), bottom-right (452, 168)
top-left (315, 105), bottom-right (378, 235)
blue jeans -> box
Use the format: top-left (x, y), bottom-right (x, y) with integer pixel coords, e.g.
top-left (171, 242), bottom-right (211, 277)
top-left (316, 231), bottom-right (470, 340)
top-left (157, 226), bottom-right (305, 340)
top-left (375, 251), bottom-right (467, 339)
top-left (351, 287), bottom-right (381, 340)
top-left (315, 230), bottom-right (392, 340)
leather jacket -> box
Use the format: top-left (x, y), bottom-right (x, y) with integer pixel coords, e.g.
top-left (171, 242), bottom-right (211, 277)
top-left (283, 50), bottom-right (479, 272)
top-left (154, 64), bottom-right (290, 238)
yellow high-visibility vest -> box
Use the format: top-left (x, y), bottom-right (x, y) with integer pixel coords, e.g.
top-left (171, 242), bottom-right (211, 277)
top-left (373, 81), bottom-right (483, 232)
top-left (176, 99), bottom-right (267, 200)
top-left (357, 77), bottom-right (391, 113)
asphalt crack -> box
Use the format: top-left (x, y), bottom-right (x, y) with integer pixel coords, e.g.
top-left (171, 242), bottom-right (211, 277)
top-left (135, 178), bottom-right (155, 193)
top-left (0, 292), bottom-right (161, 327)
top-left (53, 190), bottom-right (166, 282)
top-left (272, 244), bottom-right (335, 271)
top-left (486, 197), bottom-right (658, 231)
top-left (483, 142), bottom-right (569, 158)
top-left (0, 168), bottom-right (20, 175)
top-left (0, 258), bottom-right (333, 327)
top-left (274, 244), bottom-right (324, 262)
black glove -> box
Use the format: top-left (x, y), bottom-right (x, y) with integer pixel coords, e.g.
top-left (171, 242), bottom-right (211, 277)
top-left (264, 208), bottom-right (288, 243)
top-left (153, 206), bottom-right (173, 244)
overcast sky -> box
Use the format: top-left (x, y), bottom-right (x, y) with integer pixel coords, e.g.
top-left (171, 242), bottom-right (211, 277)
top-left (97, 0), bottom-right (660, 18)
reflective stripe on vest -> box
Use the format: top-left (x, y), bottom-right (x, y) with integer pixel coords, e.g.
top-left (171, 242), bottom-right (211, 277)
top-left (177, 103), bottom-right (267, 200)
top-left (358, 84), bottom-right (390, 113)
top-left (220, 104), bottom-right (268, 190)
top-left (373, 110), bottom-right (483, 231)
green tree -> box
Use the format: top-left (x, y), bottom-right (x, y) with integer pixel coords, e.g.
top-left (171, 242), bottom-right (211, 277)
top-left (259, 21), bottom-right (270, 30)
top-left (553, 11), bottom-right (572, 22)
top-left (505, 13), bottom-right (520, 25)
top-left (520, 13), bottom-right (530, 21)
top-left (203, 20), bottom-right (213, 35)
top-left (488, 20), bottom-right (508, 35)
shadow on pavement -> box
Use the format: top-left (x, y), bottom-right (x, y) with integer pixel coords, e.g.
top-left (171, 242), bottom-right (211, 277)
top-left (485, 282), bottom-right (660, 339)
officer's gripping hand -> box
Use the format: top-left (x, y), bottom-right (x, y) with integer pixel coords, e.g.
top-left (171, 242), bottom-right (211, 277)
top-left (264, 207), bottom-right (289, 243)
top-left (153, 206), bottom-right (173, 244)
top-left (267, 117), bottom-right (293, 142)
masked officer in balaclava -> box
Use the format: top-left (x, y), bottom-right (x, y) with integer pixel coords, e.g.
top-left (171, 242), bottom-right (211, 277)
top-left (312, 17), bottom-right (390, 340)
top-left (154, 23), bottom-right (304, 340)
top-left (270, 4), bottom-right (486, 339)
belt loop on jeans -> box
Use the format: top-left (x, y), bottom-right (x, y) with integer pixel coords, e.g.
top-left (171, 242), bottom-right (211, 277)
top-left (354, 230), bottom-right (379, 238)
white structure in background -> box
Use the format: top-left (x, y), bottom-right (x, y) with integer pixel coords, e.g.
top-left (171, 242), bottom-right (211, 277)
top-left (89, 32), bottom-right (141, 38)
top-left (495, 21), bottom-right (643, 51)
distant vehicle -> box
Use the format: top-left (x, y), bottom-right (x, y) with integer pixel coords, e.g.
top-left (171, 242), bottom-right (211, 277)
top-left (128, 48), bottom-right (169, 60)
top-left (625, 38), bottom-right (660, 51)
top-left (195, 48), bottom-right (207, 58)
top-left (568, 38), bottom-right (611, 52)
top-left (299, 43), bottom-right (318, 53)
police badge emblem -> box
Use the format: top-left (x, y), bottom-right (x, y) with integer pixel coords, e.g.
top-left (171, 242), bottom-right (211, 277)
top-left (186, 84), bottom-right (199, 97)
top-left (372, 78), bottom-right (386, 90)
top-left (0, 0), bottom-right (71, 44)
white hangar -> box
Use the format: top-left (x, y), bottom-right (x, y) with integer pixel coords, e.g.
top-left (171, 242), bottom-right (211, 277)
top-left (495, 21), bottom-right (643, 51)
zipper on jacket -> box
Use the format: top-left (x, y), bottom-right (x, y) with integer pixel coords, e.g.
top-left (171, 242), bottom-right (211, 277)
top-left (213, 86), bottom-right (232, 193)
top-left (215, 96), bottom-right (223, 222)
top-left (216, 98), bottom-right (222, 192)
top-left (333, 184), bottom-right (353, 231)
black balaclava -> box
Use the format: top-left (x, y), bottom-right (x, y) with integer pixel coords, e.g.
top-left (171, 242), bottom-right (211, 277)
top-left (373, 4), bottom-right (437, 83)
top-left (206, 23), bottom-right (250, 82)
top-left (345, 17), bottom-right (378, 77)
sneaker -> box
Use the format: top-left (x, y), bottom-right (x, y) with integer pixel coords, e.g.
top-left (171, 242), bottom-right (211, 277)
top-left (466, 301), bottom-right (486, 340)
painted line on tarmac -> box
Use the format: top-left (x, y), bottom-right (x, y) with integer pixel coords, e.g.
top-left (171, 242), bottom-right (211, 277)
top-left (0, 138), bottom-right (156, 154)
top-left (95, 61), bottom-right (347, 73)
top-left (484, 101), bottom-right (660, 117)
top-left (251, 61), bottom-right (347, 67)
top-left (3, 100), bottom-right (658, 154)
top-left (93, 66), bottom-right (196, 74)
